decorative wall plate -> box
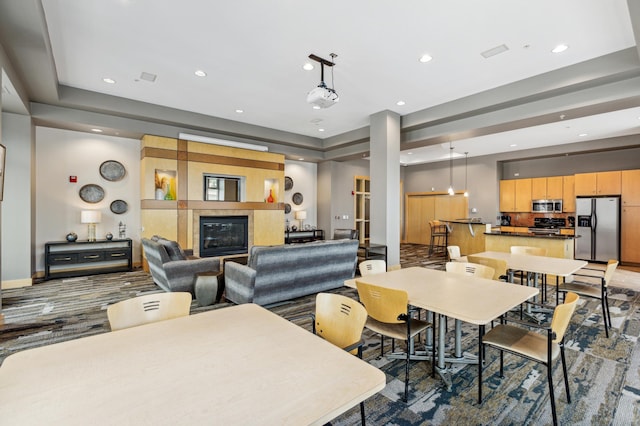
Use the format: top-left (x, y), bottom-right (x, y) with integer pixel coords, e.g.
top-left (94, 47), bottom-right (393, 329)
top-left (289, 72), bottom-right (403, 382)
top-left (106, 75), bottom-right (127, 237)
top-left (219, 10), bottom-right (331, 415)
top-left (284, 176), bottom-right (293, 191)
top-left (110, 199), bottom-right (128, 214)
top-left (99, 160), bottom-right (126, 181)
top-left (292, 192), bottom-right (303, 205)
top-left (79, 184), bottom-right (105, 203)
top-left (284, 203), bottom-right (291, 214)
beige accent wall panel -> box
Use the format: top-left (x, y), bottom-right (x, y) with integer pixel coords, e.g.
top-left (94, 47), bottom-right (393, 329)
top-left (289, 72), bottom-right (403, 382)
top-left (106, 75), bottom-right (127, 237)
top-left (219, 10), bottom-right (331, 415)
top-left (141, 210), bottom-right (178, 240)
top-left (141, 135), bottom-right (178, 150)
top-left (186, 162), bottom-right (284, 202)
top-left (253, 210), bottom-right (285, 246)
top-left (187, 140), bottom-right (284, 164)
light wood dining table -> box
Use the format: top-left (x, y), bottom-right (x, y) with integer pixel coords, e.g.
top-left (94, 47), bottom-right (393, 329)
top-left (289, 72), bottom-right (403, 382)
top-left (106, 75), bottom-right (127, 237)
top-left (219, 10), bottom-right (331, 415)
top-left (345, 267), bottom-right (538, 400)
top-left (0, 303), bottom-right (386, 425)
top-left (470, 251), bottom-right (588, 301)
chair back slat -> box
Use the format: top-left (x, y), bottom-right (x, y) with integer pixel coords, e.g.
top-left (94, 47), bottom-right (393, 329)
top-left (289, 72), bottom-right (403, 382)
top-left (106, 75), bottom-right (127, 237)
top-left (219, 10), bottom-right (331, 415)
top-left (446, 261), bottom-right (495, 280)
top-left (447, 245), bottom-right (462, 260)
top-left (107, 292), bottom-right (192, 331)
top-left (356, 280), bottom-right (408, 324)
top-left (359, 259), bottom-right (386, 276)
top-left (466, 255), bottom-right (508, 280)
top-left (551, 292), bottom-right (579, 343)
top-left (315, 293), bottom-right (367, 354)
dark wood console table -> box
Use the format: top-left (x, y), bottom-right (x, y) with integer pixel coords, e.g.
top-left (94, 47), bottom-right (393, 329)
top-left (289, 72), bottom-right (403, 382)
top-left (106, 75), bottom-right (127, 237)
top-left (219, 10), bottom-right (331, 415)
top-left (285, 230), bottom-right (324, 244)
top-left (45, 239), bottom-right (133, 280)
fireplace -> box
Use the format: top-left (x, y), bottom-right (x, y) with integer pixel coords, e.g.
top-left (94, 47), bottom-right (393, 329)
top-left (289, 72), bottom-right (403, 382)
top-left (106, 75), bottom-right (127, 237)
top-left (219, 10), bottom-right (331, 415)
top-left (199, 216), bottom-right (248, 257)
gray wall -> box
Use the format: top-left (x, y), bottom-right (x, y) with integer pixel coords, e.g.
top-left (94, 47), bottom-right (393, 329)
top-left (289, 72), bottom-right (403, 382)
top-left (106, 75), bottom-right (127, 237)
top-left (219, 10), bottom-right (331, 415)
top-left (1, 113), bottom-right (34, 285)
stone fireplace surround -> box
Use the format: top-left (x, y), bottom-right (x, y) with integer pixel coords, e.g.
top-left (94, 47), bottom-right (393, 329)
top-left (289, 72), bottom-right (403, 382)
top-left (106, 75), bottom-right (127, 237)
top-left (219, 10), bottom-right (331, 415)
top-left (193, 210), bottom-right (255, 258)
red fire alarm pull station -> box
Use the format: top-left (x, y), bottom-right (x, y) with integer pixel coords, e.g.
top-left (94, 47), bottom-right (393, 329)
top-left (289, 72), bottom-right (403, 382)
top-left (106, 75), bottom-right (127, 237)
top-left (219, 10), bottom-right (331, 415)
top-left (69, 176), bottom-right (77, 183)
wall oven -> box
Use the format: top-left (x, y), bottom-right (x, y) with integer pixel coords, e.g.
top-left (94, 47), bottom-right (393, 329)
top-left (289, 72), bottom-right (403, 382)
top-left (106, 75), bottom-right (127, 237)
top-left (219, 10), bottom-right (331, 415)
top-left (531, 199), bottom-right (562, 213)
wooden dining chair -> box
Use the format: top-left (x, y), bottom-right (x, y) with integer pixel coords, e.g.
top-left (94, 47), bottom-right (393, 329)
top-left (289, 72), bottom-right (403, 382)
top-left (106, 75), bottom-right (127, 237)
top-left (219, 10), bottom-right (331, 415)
top-left (445, 261), bottom-right (495, 279)
top-left (107, 292), bottom-right (192, 331)
top-left (446, 245), bottom-right (468, 262)
top-left (359, 259), bottom-right (386, 276)
top-left (480, 292), bottom-right (579, 426)
top-left (313, 293), bottom-right (369, 424)
top-left (558, 259), bottom-right (618, 337)
top-left (356, 280), bottom-right (433, 403)
top-left (466, 255), bottom-right (508, 281)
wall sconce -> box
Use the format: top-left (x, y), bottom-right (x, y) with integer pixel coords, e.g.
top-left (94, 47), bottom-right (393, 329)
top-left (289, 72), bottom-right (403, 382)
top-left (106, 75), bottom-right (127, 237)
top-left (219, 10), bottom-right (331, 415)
top-left (81, 210), bottom-right (102, 242)
top-left (295, 210), bottom-right (307, 230)
top-left (464, 151), bottom-right (469, 197)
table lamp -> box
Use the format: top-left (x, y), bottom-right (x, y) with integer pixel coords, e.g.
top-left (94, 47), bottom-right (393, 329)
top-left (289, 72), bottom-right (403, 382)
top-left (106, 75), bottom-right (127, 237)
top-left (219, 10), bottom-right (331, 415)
top-left (81, 210), bottom-right (102, 242)
top-left (295, 210), bottom-right (307, 230)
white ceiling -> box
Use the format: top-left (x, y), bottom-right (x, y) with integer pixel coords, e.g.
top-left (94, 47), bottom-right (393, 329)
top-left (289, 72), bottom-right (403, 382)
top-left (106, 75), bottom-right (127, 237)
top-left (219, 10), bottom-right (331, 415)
top-left (7, 0), bottom-right (640, 163)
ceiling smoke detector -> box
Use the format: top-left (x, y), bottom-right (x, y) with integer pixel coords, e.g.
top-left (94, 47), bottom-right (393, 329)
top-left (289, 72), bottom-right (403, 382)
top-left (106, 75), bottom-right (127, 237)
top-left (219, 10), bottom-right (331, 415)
top-left (306, 53), bottom-right (339, 108)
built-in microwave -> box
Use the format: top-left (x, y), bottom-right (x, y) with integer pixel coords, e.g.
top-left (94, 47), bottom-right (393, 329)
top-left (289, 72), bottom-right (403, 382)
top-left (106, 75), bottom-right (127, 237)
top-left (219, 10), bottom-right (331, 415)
top-left (532, 199), bottom-right (562, 213)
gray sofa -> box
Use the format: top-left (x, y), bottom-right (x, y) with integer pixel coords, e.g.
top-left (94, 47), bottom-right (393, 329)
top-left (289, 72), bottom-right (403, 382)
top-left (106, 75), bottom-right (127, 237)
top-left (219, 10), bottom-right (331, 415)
top-left (142, 237), bottom-right (221, 293)
top-left (224, 239), bottom-right (359, 305)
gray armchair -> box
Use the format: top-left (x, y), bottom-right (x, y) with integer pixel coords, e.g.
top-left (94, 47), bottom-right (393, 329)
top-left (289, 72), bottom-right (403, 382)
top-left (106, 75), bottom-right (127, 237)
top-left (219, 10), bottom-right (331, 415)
top-left (333, 228), bottom-right (359, 240)
top-left (142, 238), bottom-right (221, 293)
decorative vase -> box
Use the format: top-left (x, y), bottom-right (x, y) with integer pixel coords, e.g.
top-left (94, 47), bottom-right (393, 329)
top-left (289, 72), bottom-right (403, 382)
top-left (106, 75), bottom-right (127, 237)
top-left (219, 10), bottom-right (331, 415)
top-left (105, 232), bottom-right (113, 240)
top-left (66, 232), bottom-right (78, 242)
top-left (155, 188), bottom-right (165, 200)
top-left (267, 188), bottom-right (275, 203)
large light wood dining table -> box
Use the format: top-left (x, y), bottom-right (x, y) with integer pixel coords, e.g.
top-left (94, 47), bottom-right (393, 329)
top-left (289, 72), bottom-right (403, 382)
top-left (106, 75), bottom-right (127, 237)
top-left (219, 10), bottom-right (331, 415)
top-left (0, 303), bottom-right (386, 425)
top-left (345, 267), bottom-right (538, 399)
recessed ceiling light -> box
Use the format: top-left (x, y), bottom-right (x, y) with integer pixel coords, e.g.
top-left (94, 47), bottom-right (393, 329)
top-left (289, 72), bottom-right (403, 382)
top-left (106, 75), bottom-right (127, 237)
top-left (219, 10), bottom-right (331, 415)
top-left (396, 101), bottom-right (406, 106)
top-left (407, 152), bottom-right (413, 155)
top-left (298, 157), bottom-right (304, 161)
top-left (303, 63), bottom-right (314, 71)
top-left (194, 70), bottom-right (207, 77)
top-left (578, 133), bottom-right (588, 137)
top-left (510, 144), bottom-right (517, 147)
top-left (91, 128), bottom-right (103, 133)
top-left (235, 109), bottom-right (244, 113)
top-left (103, 78), bottom-right (116, 84)
top-left (552, 44), bottom-right (569, 53)
top-left (419, 54), bottom-right (433, 63)
top-left (312, 105), bottom-right (321, 110)
top-left (318, 128), bottom-right (325, 132)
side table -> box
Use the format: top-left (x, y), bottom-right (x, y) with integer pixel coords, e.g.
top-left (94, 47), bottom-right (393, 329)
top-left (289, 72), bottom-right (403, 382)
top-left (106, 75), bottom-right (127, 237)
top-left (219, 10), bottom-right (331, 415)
top-left (195, 271), bottom-right (223, 307)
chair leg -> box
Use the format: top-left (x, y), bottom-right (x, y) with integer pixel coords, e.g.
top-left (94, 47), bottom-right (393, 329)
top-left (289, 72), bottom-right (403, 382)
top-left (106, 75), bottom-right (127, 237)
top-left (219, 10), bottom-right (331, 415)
top-left (359, 401), bottom-right (366, 425)
top-left (499, 350), bottom-right (504, 377)
top-left (560, 345), bottom-right (571, 403)
top-left (403, 343), bottom-right (410, 403)
top-left (602, 297), bottom-right (609, 338)
top-left (478, 325), bottom-right (484, 404)
top-left (548, 364), bottom-right (558, 426)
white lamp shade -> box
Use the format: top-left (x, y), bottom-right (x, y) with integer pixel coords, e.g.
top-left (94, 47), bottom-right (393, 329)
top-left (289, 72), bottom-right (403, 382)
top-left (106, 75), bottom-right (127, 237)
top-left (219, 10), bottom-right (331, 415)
top-left (81, 210), bottom-right (102, 224)
top-left (295, 211), bottom-right (307, 220)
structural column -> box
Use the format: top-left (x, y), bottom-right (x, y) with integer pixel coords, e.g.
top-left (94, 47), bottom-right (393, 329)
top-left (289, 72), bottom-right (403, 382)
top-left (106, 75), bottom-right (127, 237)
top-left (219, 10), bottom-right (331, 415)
top-left (369, 110), bottom-right (401, 267)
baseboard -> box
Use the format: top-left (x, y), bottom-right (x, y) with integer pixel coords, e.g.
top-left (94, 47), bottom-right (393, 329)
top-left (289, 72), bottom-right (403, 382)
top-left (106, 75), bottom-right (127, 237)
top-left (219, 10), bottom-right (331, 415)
top-left (1, 277), bottom-right (33, 289)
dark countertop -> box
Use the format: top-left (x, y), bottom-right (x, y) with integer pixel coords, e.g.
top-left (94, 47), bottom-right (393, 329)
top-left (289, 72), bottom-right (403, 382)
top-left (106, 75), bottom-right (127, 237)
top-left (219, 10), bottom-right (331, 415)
top-left (484, 231), bottom-right (577, 240)
top-left (445, 219), bottom-right (489, 225)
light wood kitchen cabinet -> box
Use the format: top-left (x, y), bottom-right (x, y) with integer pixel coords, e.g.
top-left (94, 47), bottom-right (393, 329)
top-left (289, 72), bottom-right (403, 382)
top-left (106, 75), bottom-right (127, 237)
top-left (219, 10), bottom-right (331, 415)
top-left (531, 176), bottom-right (563, 200)
top-left (575, 171), bottom-right (621, 196)
top-left (499, 179), bottom-right (516, 212)
top-left (514, 178), bottom-right (532, 212)
top-left (500, 178), bottom-right (532, 212)
top-left (622, 206), bottom-right (640, 264)
top-left (563, 175), bottom-right (575, 212)
top-left (622, 169), bottom-right (640, 205)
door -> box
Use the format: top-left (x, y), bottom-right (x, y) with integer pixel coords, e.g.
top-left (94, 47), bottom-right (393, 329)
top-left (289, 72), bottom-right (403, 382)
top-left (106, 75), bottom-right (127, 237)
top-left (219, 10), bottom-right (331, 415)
top-left (575, 198), bottom-right (593, 261)
top-left (594, 197), bottom-right (620, 262)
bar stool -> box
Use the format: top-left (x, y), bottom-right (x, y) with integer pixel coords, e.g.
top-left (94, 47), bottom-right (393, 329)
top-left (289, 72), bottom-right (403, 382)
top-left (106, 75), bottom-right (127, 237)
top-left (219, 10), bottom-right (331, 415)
top-left (428, 220), bottom-right (448, 256)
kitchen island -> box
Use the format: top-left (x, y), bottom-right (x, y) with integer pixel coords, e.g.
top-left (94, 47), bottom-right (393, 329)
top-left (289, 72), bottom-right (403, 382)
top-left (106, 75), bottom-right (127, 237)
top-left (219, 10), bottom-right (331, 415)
top-left (484, 230), bottom-right (576, 259)
top-left (445, 219), bottom-right (491, 256)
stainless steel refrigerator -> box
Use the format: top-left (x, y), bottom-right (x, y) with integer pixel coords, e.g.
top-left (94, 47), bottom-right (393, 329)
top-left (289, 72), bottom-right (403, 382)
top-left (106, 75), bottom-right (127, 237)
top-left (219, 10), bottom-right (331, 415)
top-left (575, 196), bottom-right (620, 262)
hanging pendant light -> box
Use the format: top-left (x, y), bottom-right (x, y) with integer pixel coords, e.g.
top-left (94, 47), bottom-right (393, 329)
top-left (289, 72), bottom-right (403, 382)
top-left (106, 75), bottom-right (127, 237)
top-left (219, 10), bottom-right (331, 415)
top-left (447, 142), bottom-right (454, 195)
top-left (464, 152), bottom-right (469, 197)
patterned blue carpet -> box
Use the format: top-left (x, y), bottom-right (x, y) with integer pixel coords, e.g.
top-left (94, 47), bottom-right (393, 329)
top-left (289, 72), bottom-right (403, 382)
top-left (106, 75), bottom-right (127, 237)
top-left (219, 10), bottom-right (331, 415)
top-left (1, 244), bottom-right (639, 425)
